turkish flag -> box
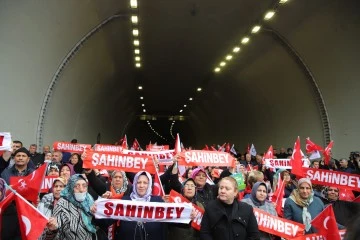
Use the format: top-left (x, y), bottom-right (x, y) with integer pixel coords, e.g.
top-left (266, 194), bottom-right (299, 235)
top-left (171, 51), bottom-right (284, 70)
top-left (202, 145), bottom-right (209, 151)
top-left (225, 143), bottom-right (231, 153)
top-left (174, 134), bottom-right (181, 154)
top-left (305, 138), bottom-right (323, 153)
top-left (121, 135), bottom-right (128, 150)
top-left (15, 194), bottom-right (48, 240)
top-left (271, 176), bottom-right (285, 217)
top-left (132, 138), bottom-right (140, 151)
top-left (339, 188), bottom-right (355, 201)
top-left (290, 137), bottom-right (305, 177)
top-left (311, 205), bottom-right (340, 240)
top-left (152, 170), bottom-right (165, 197)
top-left (323, 141), bottom-right (334, 165)
top-left (10, 163), bottom-right (47, 202)
top-left (263, 146), bottom-right (275, 172)
top-left (0, 191), bottom-right (15, 235)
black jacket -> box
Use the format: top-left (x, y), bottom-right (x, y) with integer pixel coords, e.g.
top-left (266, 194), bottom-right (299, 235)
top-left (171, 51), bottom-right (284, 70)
top-left (200, 199), bottom-right (260, 240)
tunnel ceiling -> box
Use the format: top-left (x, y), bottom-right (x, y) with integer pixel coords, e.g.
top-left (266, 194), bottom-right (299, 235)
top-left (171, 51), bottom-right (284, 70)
top-left (87, 0), bottom-right (330, 145)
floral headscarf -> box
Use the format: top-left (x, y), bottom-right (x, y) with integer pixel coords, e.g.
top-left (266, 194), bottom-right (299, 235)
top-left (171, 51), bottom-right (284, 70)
top-left (130, 171), bottom-right (152, 202)
top-left (60, 174), bottom-right (96, 233)
top-left (111, 170), bottom-right (128, 194)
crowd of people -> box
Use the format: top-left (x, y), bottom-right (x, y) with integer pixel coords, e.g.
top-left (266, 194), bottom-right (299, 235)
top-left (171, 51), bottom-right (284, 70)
top-left (0, 139), bottom-right (360, 240)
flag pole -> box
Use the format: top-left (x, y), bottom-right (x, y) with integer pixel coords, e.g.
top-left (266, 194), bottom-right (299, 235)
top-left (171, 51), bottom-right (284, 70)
top-left (5, 183), bottom-right (49, 220)
top-left (151, 156), bottom-right (165, 196)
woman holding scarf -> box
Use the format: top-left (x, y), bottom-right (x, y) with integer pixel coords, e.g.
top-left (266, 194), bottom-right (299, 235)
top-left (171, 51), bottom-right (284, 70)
top-left (283, 178), bottom-right (324, 234)
top-left (114, 170), bottom-right (167, 240)
top-left (242, 182), bottom-right (278, 240)
top-left (45, 174), bottom-right (101, 239)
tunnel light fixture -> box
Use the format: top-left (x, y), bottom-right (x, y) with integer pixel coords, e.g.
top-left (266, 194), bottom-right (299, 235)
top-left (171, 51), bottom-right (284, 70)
top-left (197, 88), bottom-right (202, 92)
top-left (136, 63), bottom-right (141, 68)
top-left (225, 55), bottom-right (233, 60)
top-left (131, 16), bottom-right (138, 24)
top-left (138, 86), bottom-right (143, 90)
top-left (264, 11), bottom-right (275, 20)
top-left (233, 47), bottom-right (240, 53)
top-left (134, 49), bottom-right (140, 54)
top-left (219, 62), bottom-right (226, 67)
top-left (130, 0), bottom-right (138, 8)
top-left (135, 56), bottom-right (141, 61)
top-left (179, 109), bottom-right (183, 113)
top-left (251, 25), bottom-right (261, 34)
top-left (132, 29), bottom-right (139, 36)
top-left (214, 67), bottom-right (221, 72)
top-left (279, 0), bottom-right (288, 4)
top-left (184, 105), bottom-right (187, 107)
top-left (142, 104), bottom-right (145, 106)
top-left (241, 37), bottom-right (250, 44)
top-left (140, 96), bottom-right (143, 99)
top-left (189, 97), bottom-right (193, 101)
top-left (134, 40), bottom-right (140, 46)
top-left (143, 109), bottom-right (146, 112)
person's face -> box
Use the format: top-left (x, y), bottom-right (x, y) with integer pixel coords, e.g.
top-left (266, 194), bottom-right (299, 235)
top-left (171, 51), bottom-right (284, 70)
top-left (136, 175), bottom-right (149, 197)
top-left (256, 185), bottom-right (267, 202)
top-left (280, 148), bottom-right (286, 153)
top-left (187, 169), bottom-right (193, 179)
top-left (70, 155), bottom-right (79, 165)
top-left (53, 181), bottom-right (65, 199)
top-left (43, 146), bottom-right (50, 154)
top-left (183, 181), bottom-right (196, 199)
top-left (194, 171), bottom-right (207, 188)
top-left (245, 154), bottom-right (251, 162)
top-left (273, 149), bottom-right (277, 154)
top-left (299, 182), bottom-right (312, 199)
top-left (288, 150), bottom-right (293, 155)
top-left (256, 155), bottom-right (262, 163)
top-left (240, 155), bottom-right (245, 161)
top-left (313, 162), bottom-right (320, 169)
top-left (52, 152), bottom-right (62, 163)
top-left (73, 179), bottom-right (88, 194)
top-left (340, 159), bottom-right (348, 168)
top-left (239, 165), bottom-right (245, 173)
top-left (48, 168), bottom-right (59, 177)
top-left (14, 152), bottom-right (30, 167)
top-left (283, 172), bottom-right (291, 182)
top-left (218, 179), bottom-right (237, 204)
top-left (12, 143), bottom-right (22, 152)
top-left (29, 146), bottom-right (37, 154)
top-left (60, 166), bottom-right (71, 179)
top-left (112, 172), bottom-right (124, 188)
top-left (327, 187), bottom-right (339, 201)
top-left (45, 153), bottom-right (52, 160)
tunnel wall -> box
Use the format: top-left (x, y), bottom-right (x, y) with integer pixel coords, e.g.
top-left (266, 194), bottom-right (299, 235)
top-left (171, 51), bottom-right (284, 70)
top-left (0, 1), bottom-right (135, 148)
top-left (190, 1), bottom-right (360, 158)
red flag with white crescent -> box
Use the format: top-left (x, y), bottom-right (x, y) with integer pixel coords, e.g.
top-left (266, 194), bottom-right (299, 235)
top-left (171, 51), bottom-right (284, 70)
top-left (15, 193), bottom-right (48, 240)
top-left (10, 163), bottom-right (48, 202)
top-left (305, 138), bottom-right (323, 153)
top-left (152, 170), bottom-right (165, 197)
top-left (290, 137), bottom-right (305, 177)
top-left (323, 141), bottom-right (334, 165)
top-left (311, 205), bottom-right (340, 240)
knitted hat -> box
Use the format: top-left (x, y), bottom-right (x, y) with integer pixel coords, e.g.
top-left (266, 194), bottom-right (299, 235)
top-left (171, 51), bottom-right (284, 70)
top-left (14, 147), bottom-right (30, 157)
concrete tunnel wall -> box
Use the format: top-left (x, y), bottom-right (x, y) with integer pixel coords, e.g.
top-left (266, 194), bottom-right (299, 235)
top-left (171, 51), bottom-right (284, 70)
top-left (0, 1), bottom-right (359, 158)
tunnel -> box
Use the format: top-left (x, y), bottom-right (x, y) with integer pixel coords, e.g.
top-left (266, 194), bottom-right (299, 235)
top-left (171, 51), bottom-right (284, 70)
top-left (0, 0), bottom-right (359, 158)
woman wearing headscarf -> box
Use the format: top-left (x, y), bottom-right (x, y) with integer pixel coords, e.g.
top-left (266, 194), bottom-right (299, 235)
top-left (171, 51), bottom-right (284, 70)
top-left (200, 177), bottom-right (260, 240)
top-left (168, 178), bottom-right (201, 240)
top-left (38, 177), bottom-right (67, 218)
top-left (45, 174), bottom-right (98, 239)
top-left (283, 178), bottom-right (324, 234)
top-left (59, 163), bottom-right (75, 181)
top-left (114, 170), bottom-right (167, 240)
top-left (170, 161), bottom-right (217, 208)
top-left (101, 170), bottom-right (132, 199)
top-left (242, 182), bottom-right (277, 240)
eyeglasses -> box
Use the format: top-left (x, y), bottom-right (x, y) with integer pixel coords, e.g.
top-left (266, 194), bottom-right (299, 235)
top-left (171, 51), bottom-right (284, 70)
top-left (184, 184), bottom-right (196, 189)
